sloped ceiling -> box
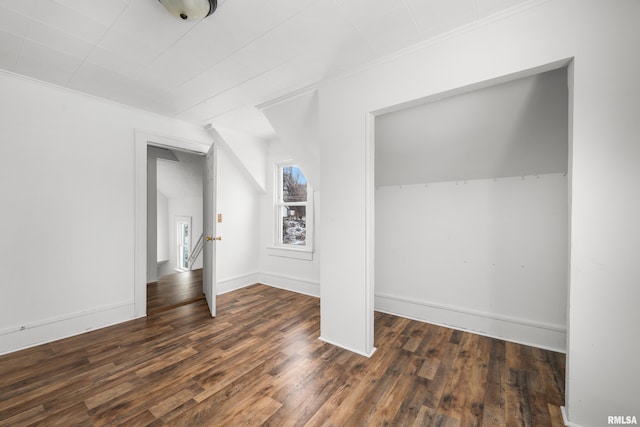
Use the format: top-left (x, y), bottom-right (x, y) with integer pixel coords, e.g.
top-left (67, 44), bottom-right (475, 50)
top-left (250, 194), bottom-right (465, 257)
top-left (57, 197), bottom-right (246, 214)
top-left (157, 150), bottom-right (204, 199)
top-left (0, 0), bottom-right (532, 140)
top-left (375, 68), bottom-right (568, 186)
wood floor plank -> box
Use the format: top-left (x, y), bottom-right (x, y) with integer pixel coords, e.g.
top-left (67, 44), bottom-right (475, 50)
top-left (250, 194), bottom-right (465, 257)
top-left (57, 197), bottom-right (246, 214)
top-left (302, 380), bottom-right (356, 427)
top-left (0, 274), bottom-right (566, 427)
top-left (0, 404), bottom-right (45, 427)
top-left (548, 402), bottom-right (566, 427)
top-left (461, 339), bottom-right (491, 427)
top-left (38, 401), bottom-right (91, 427)
top-left (264, 364), bottom-right (349, 426)
top-left (169, 356), bottom-right (285, 425)
top-left (439, 331), bottom-right (477, 421)
top-left (0, 372), bottom-right (92, 421)
top-left (481, 339), bottom-right (506, 427)
top-left (147, 269), bottom-right (205, 315)
top-left (350, 350), bottom-right (420, 425)
top-left (305, 365), bottom-right (371, 426)
top-left (84, 381), bottom-right (137, 410)
top-left (533, 347), bottom-right (566, 407)
top-left (219, 395), bottom-right (282, 426)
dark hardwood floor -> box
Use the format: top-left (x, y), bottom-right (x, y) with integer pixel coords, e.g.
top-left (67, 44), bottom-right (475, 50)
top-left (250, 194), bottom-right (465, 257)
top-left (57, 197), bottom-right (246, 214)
top-left (147, 269), bottom-right (205, 315)
top-left (0, 284), bottom-right (566, 426)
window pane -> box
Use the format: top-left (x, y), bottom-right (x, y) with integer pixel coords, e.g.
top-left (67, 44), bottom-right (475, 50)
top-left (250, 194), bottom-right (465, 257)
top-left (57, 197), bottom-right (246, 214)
top-left (282, 166), bottom-right (307, 203)
top-left (282, 205), bottom-right (306, 246)
top-left (179, 245), bottom-right (189, 269)
top-left (180, 223), bottom-right (189, 245)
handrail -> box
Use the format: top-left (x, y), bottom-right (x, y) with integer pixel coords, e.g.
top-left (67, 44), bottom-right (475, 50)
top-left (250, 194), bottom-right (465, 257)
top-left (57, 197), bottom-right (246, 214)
top-left (188, 232), bottom-right (204, 268)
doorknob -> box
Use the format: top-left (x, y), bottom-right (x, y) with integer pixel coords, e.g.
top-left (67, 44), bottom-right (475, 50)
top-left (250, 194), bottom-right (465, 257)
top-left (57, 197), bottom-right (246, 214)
top-left (206, 236), bottom-right (222, 241)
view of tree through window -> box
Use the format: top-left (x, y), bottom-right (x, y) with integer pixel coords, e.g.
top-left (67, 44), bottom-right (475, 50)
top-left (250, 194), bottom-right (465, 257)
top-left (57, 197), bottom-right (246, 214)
top-left (281, 166), bottom-right (307, 245)
top-left (177, 221), bottom-right (190, 270)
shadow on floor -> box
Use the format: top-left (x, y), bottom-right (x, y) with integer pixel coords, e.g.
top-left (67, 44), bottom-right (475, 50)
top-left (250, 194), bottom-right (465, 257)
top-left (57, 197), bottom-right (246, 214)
top-left (147, 269), bottom-right (204, 315)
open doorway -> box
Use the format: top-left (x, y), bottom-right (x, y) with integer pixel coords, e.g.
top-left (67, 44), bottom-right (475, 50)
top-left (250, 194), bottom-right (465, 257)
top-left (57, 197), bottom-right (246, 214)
top-left (147, 147), bottom-right (206, 314)
top-left (133, 131), bottom-right (218, 319)
top-left (372, 66), bottom-right (571, 353)
top-left (153, 149), bottom-right (205, 279)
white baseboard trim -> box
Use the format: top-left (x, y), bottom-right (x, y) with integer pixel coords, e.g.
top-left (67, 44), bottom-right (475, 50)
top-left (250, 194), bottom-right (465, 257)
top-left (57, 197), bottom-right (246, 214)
top-left (258, 273), bottom-right (320, 298)
top-left (561, 406), bottom-right (584, 427)
top-left (217, 272), bottom-right (260, 295)
top-left (318, 336), bottom-right (377, 358)
top-left (375, 292), bottom-right (566, 352)
top-left (0, 301), bottom-right (135, 356)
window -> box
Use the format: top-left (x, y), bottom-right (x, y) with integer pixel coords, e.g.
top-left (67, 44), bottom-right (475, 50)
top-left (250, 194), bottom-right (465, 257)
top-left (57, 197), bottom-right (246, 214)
top-left (275, 164), bottom-right (313, 252)
top-left (176, 217), bottom-right (191, 271)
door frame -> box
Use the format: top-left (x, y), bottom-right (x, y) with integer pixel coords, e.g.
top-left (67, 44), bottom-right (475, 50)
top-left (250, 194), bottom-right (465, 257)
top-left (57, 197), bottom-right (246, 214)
top-left (133, 130), bottom-right (211, 318)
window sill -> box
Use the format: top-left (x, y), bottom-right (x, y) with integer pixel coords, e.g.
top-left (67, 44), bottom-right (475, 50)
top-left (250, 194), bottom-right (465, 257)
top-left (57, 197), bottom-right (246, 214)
top-left (267, 246), bottom-right (314, 261)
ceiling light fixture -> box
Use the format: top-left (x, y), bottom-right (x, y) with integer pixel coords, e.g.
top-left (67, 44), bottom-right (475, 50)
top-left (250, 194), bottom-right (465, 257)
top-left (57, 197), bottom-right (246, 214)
top-left (158, 0), bottom-right (217, 21)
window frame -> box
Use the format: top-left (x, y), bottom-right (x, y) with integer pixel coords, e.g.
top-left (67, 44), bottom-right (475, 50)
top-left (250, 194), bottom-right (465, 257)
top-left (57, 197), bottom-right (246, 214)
top-left (175, 216), bottom-right (192, 272)
top-left (272, 162), bottom-right (313, 257)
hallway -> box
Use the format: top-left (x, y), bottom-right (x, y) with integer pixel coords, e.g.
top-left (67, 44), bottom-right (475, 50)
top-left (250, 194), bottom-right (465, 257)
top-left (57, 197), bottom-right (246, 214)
top-left (147, 269), bottom-right (204, 315)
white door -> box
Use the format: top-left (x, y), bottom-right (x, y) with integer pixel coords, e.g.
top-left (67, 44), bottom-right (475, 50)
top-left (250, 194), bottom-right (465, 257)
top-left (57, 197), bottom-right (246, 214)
top-left (202, 143), bottom-right (216, 317)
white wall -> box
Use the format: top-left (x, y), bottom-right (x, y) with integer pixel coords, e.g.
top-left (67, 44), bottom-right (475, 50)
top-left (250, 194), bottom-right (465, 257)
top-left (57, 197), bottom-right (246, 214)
top-left (215, 147), bottom-right (261, 293)
top-left (147, 147), bottom-right (184, 282)
top-left (154, 145), bottom-right (261, 289)
top-left (158, 150), bottom-right (205, 274)
top-left (213, 127), bottom-right (268, 193)
top-left (376, 174), bottom-right (567, 351)
top-left (375, 68), bottom-right (568, 185)
top-left (316, 1), bottom-right (640, 424)
top-left (157, 191), bottom-right (169, 262)
top-left (0, 70), bottom-right (210, 355)
top-left (257, 143), bottom-right (321, 296)
top-left (260, 91), bottom-right (320, 190)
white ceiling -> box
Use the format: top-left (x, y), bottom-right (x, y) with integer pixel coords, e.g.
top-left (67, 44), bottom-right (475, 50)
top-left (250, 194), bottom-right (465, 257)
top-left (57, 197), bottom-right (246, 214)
top-left (0, 0), bottom-right (531, 141)
top-left (375, 68), bottom-right (568, 186)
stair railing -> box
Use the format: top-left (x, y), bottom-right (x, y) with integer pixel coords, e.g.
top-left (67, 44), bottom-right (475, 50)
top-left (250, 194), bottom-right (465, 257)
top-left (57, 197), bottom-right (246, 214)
top-left (188, 232), bottom-right (204, 269)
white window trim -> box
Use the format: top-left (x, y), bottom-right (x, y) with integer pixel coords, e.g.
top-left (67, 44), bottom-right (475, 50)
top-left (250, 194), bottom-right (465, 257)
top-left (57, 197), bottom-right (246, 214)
top-left (267, 246), bottom-right (314, 260)
top-left (270, 162), bottom-right (314, 259)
